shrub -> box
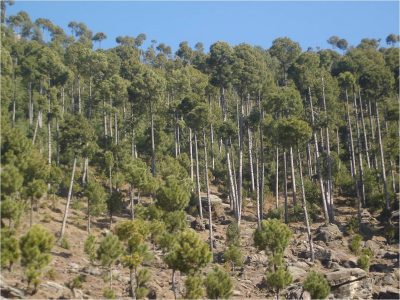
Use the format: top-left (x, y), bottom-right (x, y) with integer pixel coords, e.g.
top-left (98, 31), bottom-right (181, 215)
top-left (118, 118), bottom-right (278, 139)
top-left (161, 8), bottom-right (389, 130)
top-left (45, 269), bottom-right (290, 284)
top-left (226, 222), bottom-right (241, 247)
top-left (265, 266), bottom-right (292, 295)
top-left (68, 274), bottom-right (86, 290)
top-left (19, 225), bottom-right (54, 292)
top-left (303, 178), bottom-right (322, 205)
top-left (346, 216), bottom-right (359, 235)
top-left (303, 271), bottom-right (330, 299)
top-left (185, 275), bottom-right (204, 299)
top-left (84, 234), bottom-right (97, 263)
top-left (357, 255), bottom-right (370, 271)
top-left (164, 210), bottom-right (187, 233)
top-left (224, 245), bottom-right (243, 270)
top-left (1, 228), bottom-right (20, 270)
top-left (349, 234), bottom-right (363, 255)
top-left (289, 204), bottom-right (303, 222)
top-left (265, 207), bottom-right (283, 220)
top-left (205, 267), bottom-right (233, 299)
top-left (60, 236), bottom-right (70, 250)
top-left (156, 176), bottom-right (191, 211)
top-left (103, 288), bottom-right (116, 299)
top-left (254, 219), bottom-right (292, 254)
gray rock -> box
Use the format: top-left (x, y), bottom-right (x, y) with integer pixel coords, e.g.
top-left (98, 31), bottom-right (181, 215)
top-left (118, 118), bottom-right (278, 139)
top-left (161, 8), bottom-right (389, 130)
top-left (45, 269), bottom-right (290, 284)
top-left (315, 224), bottom-right (343, 242)
top-left (201, 194), bottom-right (223, 205)
top-left (325, 268), bottom-right (367, 287)
top-left (191, 218), bottom-right (205, 231)
top-left (286, 284), bottom-right (311, 300)
top-left (288, 266), bottom-right (308, 282)
top-left (233, 290), bottom-right (243, 296)
top-left (365, 240), bottom-right (381, 254)
top-left (374, 286), bottom-right (400, 299)
top-left (82, 265), bottom-right (102, 276)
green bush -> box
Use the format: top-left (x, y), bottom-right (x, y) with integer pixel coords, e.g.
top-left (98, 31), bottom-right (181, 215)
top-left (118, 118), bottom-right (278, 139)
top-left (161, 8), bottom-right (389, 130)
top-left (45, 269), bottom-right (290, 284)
top-left (163, 210), bottom-right (187, 233)
top-left (254, 219), bottom-right (292, 254)
top-left (303, 271), bottom-right (330, 299)
top-left (346, 216), bottom-right (360, 235)
top-left (266, 266), bottom-right (292, 295)
top-left (19, 225), bottom-right (54, 292)
top-left (68, 274), bottom-right (86, 290)
top-left (205, 266), bottom-right (233, 299)
top-left (289, 204), bottom-right (303, 222)
top-left (185, 275), bottom-right (205, 299)
top-left (349, 234), bottom-right (363, 255)
top-left (156, 175), bottom-right (191, 212)
top-left (336, 168), bottom-right (356, 197)
top-left (357, 255), bottom-right (370, 271)
top-left (265, 207), bottom-right (283, 220)
top-left (103, 288), bottom-right (116, 299)
top-left (60, 236), bottom-right (70, 250)
top-left (0, 228), bottom-right (20, 270)
top-left (226, 222), bottom-right (241, 246)
top-left (303, 178), bottom-right (322, 205)
top-left (224, 245), bottom-right (243, 270)
top-left (84, 234), bottom-right (97, 263)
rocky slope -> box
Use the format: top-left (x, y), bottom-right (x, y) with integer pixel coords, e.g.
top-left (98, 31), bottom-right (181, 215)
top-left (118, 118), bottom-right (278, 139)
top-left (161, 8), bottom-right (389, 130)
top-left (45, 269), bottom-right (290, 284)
top-left (1, 193), bottom-right (399, 299)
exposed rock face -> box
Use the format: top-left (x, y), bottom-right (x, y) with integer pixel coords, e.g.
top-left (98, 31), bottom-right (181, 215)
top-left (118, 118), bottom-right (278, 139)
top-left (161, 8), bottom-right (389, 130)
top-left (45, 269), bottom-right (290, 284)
top-left (288, 266), bottom-right (308, 282)
top-left (315, 224), bottom-right (343, 243)
top-left (286, 283), bottom-right (311, 300)
top-left (374, 286), bottom-right (400, 299)
top-left (0, 276), bottom-right (25, 299)
top-left (325, 268), bottom-right (372, 299)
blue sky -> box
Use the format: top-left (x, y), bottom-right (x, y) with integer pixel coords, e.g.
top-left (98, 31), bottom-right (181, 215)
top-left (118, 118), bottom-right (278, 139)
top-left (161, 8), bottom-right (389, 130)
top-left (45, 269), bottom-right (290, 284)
top-left (8, 1), bottom-right (399, 51)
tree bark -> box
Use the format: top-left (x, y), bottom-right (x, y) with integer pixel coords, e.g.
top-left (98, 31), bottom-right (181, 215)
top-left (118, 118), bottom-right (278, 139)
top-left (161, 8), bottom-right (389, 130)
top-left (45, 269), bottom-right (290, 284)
top-left (275, 147), bottom-right (279, 209)
top-left (194, 132), bottom-right (203, 220)
top-left (290, 147), bottom-right (297, 206)
top-left (346, 90), bottom-right (357, 178)
top-left (59, 157), bottom-right (77, 241)
top-left (283, 151), bottom-right (289, 224)
top-left (189, 128), bottom-right (194, 182)
top-left (150, 108), bottom-right (156, 176)
top-left (203, 130), bottom-right (214, 258)
top-left (358, 90), bottom-right (371, 168)
top-left (354, 99), bottom-right (366, 208)
top-left (376, 104), bottom-right (390, 211)
top-left (298, 149), bottom-right (314, 262)
top-left (248, 128), bottom-right (255, 192)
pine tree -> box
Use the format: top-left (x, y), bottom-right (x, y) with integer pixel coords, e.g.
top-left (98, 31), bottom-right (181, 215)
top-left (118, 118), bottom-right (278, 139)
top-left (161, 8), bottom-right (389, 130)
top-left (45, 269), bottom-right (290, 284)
top-left (205, 266), bottom-right (233, 299)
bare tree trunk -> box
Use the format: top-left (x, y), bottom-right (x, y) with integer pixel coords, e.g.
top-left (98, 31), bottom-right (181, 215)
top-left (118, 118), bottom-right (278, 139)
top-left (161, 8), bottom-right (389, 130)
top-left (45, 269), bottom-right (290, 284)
top-left (290, 147), bottom-right (297, 206)
top-left (255, 151), bottom-right (261, 228)
top-left (114, 112), bottom-right (118, 145)
top-left (258, 92), bottom-right (265, 221)
top-left (358, 90), bottom-right (371, 168)
top-left (210, 124), bottom-right (215, 170)
top-left (248, 128), bottom-right (255, 192)
top-left (306, 142), bottom-right (312, 178)
top-left (12, 58), bottom-right (16, 127)
top-left (29, 82), bottom-right (33, 126)
top-left (284, 151), bottom-right (288, 223)
top-left (129, 268), bottom-right (136, 299)
top-left (130, 184), bottom-right (135, 220)
top-left (32, 113), bottom-right (39, 145)
top-left (172, 270), bottom-right (177, 300)
top-left (203, 130), bottom-right (214, 258)
top-left (346, 90), bottom-right (357, 178)
top-left (309, 87), bottom-right (330, 224)
top-left (59, 157), bottom-right (77, 241)
top-left (189, 128), bottom-right (194, 182)
top-left (376, 104), bottom-right (390, 210)
top-left (298, 149), bottom-right (314, 262)
top-left (355, 100), bottom-right (366, 208)
top-left (276, 147), bottom-right (279, 209)
top-left (174, 115), bottom-right (178, 158)
top-left (226, 146), bottom-right (237, 213)
top-left (336, 128), bottom-right (341, 171)
top-left (78, 76), bottom-right (82, 114)
top-left (48, 120), bottom-right (52, 165)
top-left (194, 132), bottom-right (203, 220)
top-left (56, 118), bottom-right (60, 165)
top-left (82, 157), bottom-right (88, 185)
top-left (150, 109), bottom-right (156, 176)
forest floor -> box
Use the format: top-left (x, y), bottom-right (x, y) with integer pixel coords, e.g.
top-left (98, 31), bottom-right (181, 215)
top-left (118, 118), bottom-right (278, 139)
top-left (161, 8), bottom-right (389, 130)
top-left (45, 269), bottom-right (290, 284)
top-left (1, 187), bottom-right (399, 299)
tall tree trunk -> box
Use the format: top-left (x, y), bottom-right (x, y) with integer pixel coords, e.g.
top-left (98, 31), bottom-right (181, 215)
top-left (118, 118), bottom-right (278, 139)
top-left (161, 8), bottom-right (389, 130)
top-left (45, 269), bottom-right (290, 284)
top-left (150, 109), bottom-right (156, 176)
top-left (290, 147), bottom-right (297, 206)
top-left (283, 151), bottom-right (288, 223)
top-left (322, 78), bottom-right (334, 221)
top-left (194, 132), bottom-right (203, 220)
top-left (376, 104), bottom-right (390, 211)
top-left (172, 270), bottom-right (177, 300)
top-left (248, 128), bottom-right (255, 192)
top-left (130, 268), bottom-right (136, 299)
top-left (298, 149), bottom-right (314, 262)
top-left (226, 146), bottom-right (237, 214)
top-left (48, 120), bottom-right (52, 165)
top-left (275, 147), bottom-right (279, 209)
top-left (78, 76), bottom-right (82, 114)
top-left (355, 100), bottom-right (366, 208)
top-left (346, 90), bottom-right (357, 178)
top-left (32, 113), bottom-right (39, 145)
top-left (29, 82), bottom-right (33, 127)
top-left (306, 142), bottom-right (312, 178)
top-left (114, 112), bottom-right (118, 145)
top-left (258, 92), bottom-right (265, 221)
top-left (130, 185), bottom-right (135, 220)
top-left (255, 151), bottom-right (261, 228)
top-left (203, 130), bottom-right (214, 258)
top-left (358, 90), bottom-right (371, 168)
top-left (189, 128), bottom-right (194, 182)
top-left (12, 58), bottom-right (16, 127)
top-left (309, 87), bottom-right (330, 224)
top-left (237, 95), bottom-right (244, 224)
top-left (56, 118), bottom-right (60, 165)
top-left (88, 77), bottom-right (92, 118)
top-left (210, 124), bottom-right (215, 170)
top-left (59, 157), bottom-right (77, 241)
top-left (336, 128), bottom-right (341, 171)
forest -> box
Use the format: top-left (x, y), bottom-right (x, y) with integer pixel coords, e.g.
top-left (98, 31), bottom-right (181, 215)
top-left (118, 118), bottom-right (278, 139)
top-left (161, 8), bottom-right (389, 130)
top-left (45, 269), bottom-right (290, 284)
top-left (1, 3), bottom-right (399, 300)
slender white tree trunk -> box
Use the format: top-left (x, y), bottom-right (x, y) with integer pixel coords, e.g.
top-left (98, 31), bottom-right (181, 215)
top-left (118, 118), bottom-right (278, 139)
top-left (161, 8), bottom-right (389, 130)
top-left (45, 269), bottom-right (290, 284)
top-left (194, 132), bottom-right (203, 220)
top-left (189, 128), bottom-right (194, 182)
top-left (275, 147), bottom-right (279, 209)
top-left (203, 130), bottom-right (214, 258)
top-left (283, 151), bottom-right (288, 223)
top-left (59, 157), bottom-right (77, 241)
top-left (290, 147), bottom-right (297, 206)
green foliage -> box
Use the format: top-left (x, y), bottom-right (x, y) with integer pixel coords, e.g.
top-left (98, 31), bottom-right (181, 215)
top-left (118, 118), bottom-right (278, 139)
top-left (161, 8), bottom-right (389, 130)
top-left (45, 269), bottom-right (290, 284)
top-left (84, 234), bottom-right (97, 263)
top-left (60, 236), bottom-right (70, 250)
top-left (205, 266), bottom-right (233, 299)
top-left (96, 234), bottom-right (123, 269)
top-left (224, 245), bottom-right (243, 270)
top-left (19, 225), bottom-right (54, 289)
top-left (68, 274), bottom-right (86, 290)
top-left (349, 234), bottom-right (363, 255)
top-left (185, 275), bottom-right (205, 299)
top-left (357, 254), bottom-right (370, 271)
top-left (163, 210), bottom-right (187, 233)
top-left (135, 268), bottom-right (151, 298)
top-left (164, 229), bottom-right (211, 275)
top-left (303, 271), bottom-right (330, 299)
top-left (84, 180), bottom-right (107, 217)
top-left (265, 266), bottom-right (292, 294)
top-left (226, 222), bottom-right (241, 247)
top-left (0, 197), bottom-right (25, 227)
top-left (103, 288), bottom-right (116, 299)
top-left (346, 216), bottom-right (360, 235)
top-left (265, 207), bottom-right (283, 220)
top-left (0, 228), bottom-right (20, 270)
top-left (156, 175), bottom-right (191, 212)
top-left (303, 178), bottom-right (322, 205)
top-left (254, 219), bottom-right (292, 254)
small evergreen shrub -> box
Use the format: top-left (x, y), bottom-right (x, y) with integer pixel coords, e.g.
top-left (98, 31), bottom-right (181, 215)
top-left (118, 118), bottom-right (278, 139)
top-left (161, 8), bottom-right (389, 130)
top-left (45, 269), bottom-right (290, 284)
top-left (60, 236), bottom-right (70, 250)
top-left (224, 245), bottom-right (243, 270)
top-left (226, 222), bottom-right (240, 246)
top-left (349, 234), bottom-right (363, 255)
top-left (185, 275), bottom-right (205, 299)
top-left (357, 254), bottom-right (370, 271)
top-left (103, 288), bottom-right (116, 299)
top-left (205, 267), bottom-right (233, 299)
top-left (303, 271), bottom-right (330, 299)
top-left (84, 234), bottom-right (97, 263)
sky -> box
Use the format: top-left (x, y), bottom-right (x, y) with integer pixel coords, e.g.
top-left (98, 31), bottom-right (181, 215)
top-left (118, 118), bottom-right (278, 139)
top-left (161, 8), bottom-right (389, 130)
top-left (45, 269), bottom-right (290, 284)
top-left (7, 1), bottom-right (400, 51)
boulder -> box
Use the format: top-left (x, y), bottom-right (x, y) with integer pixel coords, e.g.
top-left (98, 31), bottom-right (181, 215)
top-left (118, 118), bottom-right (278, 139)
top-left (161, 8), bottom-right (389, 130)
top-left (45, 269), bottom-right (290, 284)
top-left (40, 281), bottom-right (70, 298)
top-left (0, 278), bottom-right (25, 299)
top-left (286, 284), bottom-right (311, 300)
top-left (325, 268), bottom-right (367, 287)
top-left (374, 286), bottom-right (400, 299)
top-left (82, 265), bottom-right (102, 276)
top-left (190, 218), bottom-right (205, 231)
top-left (315, 224), bottom-right (343, 243)
top-left (288, 266), bottom-right (308, 282)
top-left (365, 240), bottom-right (381, 254)
top-left (201, 194), bottom-right (223, 205)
